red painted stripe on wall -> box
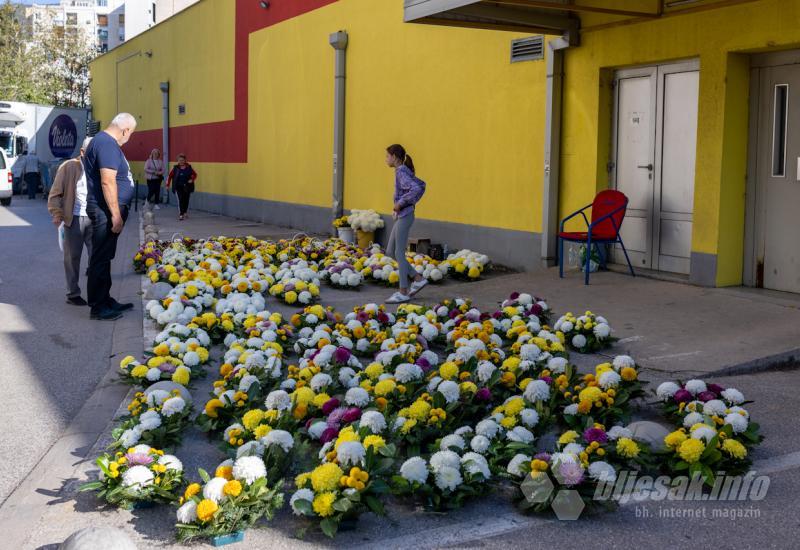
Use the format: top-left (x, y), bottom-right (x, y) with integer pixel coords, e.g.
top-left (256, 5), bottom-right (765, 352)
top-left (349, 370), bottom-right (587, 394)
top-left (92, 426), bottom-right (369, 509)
top-left (122, 0), bottom-right (337, 163)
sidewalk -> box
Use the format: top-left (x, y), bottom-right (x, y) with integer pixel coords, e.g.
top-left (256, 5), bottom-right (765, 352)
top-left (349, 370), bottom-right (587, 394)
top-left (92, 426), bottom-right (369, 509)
top-left (6, 205), bottom-right (800, 548)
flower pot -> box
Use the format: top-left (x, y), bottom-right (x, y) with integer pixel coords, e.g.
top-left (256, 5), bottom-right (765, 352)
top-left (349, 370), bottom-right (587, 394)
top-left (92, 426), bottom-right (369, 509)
top-left (356, 230), bottom-right (374, 250)
top-left (211, 530), bottom-right (245, 546)
top-left (337, 227), bottom-right (355, 244)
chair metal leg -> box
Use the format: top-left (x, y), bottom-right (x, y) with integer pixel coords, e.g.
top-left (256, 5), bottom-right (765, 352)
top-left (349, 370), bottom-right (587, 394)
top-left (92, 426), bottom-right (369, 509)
top-left (558, 237), bottom-right (564, 278)
top-left (617, 237), bottom-right (635, 277)
top-left (585, 237), bottom-right (591, 285)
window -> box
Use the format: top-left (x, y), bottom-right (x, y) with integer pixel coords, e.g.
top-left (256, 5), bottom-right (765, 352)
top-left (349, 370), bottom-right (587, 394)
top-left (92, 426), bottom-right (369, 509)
top-left (152, 2), bottom-right (156, 23)
top-left (97, 0), bottom-right (107, 6)
top-left (119, 13), bottom-right (125, 25)
top-left (772, 84), bottom-right (789, 177)
top-left (97, 14), bottom-right (107, 26)
top-left (66, 12), bottom-right (77, 25)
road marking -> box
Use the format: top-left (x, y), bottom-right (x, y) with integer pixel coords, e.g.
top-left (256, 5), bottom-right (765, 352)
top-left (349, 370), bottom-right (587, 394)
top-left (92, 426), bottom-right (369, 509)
top-left (646, 351), bottom-right (702, 361)
top-left (618, 335), bottom-right (643, 344)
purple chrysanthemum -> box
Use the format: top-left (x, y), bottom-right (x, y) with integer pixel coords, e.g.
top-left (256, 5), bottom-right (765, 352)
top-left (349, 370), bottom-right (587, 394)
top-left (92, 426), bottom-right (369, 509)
top-left (583, 427), bottom-right (608, 444)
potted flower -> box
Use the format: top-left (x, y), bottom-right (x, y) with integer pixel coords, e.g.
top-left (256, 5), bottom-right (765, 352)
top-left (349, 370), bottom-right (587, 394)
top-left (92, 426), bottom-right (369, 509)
top-left (333, 215), bottom-right (355, 244)
top-left (348, 210), bottom-right (384, 250)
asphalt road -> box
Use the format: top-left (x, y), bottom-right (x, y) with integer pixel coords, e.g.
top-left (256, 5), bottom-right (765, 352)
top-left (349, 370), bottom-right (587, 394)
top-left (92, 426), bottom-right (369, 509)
top-left (0, 199), bottom-right (138, 504)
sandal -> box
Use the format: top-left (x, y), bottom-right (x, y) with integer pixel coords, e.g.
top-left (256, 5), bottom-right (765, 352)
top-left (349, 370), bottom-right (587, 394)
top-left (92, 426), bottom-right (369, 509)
top-left (385, 291), bottom-right (411, 304)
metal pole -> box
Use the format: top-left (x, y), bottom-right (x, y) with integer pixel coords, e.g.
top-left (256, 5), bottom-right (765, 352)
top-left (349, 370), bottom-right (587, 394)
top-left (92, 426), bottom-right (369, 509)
top-left (160, 81), bottom-right (170, 206)
top-left (329, 31), bottom-right (348, 228)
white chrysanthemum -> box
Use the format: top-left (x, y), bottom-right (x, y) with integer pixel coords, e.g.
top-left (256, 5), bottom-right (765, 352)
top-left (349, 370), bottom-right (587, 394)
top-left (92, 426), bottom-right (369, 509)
top-left (702, 399), bottom-right (727, 416)
top-left (612, 355), bottom-right (635, 371)
top-left (593, 323), bottom-right (611, 339)
top-left (121, 465), bottom-right (154, 490)
top-left (395, 363), bottom-right (424, 383)
top-left (239, 374), bottom-right (259, 393)
top-left (146, 389), bottom-right (170, 407)
top-left (598, 370), bottom-right (621, 389)
top-left (563, 403), bottom-right (579, 415)
top-left (520, 408), bottom-right (540, 428)
top-left (139, 410), bottom-right (162, 431)
top-left (233, 456), bottom-right (267, 484)
top-left (359, 411), bottom-right (387, 434)
top-left (656, 381), bottom-right (681, 401)
top-left (345, 387), bottom-right (370, 407)
top-left (588, 461), bottom-right (616, 482)
top-left (506, 454), bottom-right (531, 478)
top-left (607, 426), bottom-right (633, 440)
top-left (461, 452), bottom-right (491, 479)
top-left (310, 373), bottom-right (333, 392)
top-left (725, 413), bottom-right (748, 433)
top-left (547, 357), bottom-right (568, 374)
top-left (684, 379), bottom-right (707, 395)
top-left (161, 396), bottom-right (186, 418)
top-left (470, 434), bottom-right (490, 454)
top-left (476, 361), bottom-right (496, 384)
top-left (437, 380), bottom-right (460, 404)
top-left (236, 440), bottom-right (265, 459)
top-left (520, 344), bottom-right (541, 363)
top-left (475, 419), bottom-right (500, 439)
top-left (337, 441), bottom-right (366, 467)
top-left (132, 444), bottom-right (152, 454)
top-left (683, 412), bottom-right (705, 428)
top-left (434, 466), bottom-right (463, 491)
top-left (440, 434), bottom-right (466, 451)
top-left (265, 390), bottom-right (291, 411)
top-left (158, 454), bottom-right (183, 472)
top-left (429, 450), bottom-right (461, 473)
top-left (203, 477), bottom-right (228, 503)
top-left (183, 351), bottom-right (200, 367)
top-left (563, 442), bottom-right (585, 456)
top-left (308, 421), bottom-right (328, 440)
top-left (146, 368), bottom-right (162, 382)
top-left (523, 379), bottom-right (550, 402)
top-left (400, 456), bottom-right (429, 484)
top-left (290, 488), bottom-right (314, 515)
top-left (262, 429), bottom-right (294, 453)
top-left (507, 426), bottom-right (535, 443)
top-left (571, 334), bottom-right (587, 349)
top-left (454, 425), bottom-right (474, 437)
top-left (690, 425), bottom-right (717, 443)
top-left (721, 388), bottom-right (745, 405)
top-left (176, 499), bottom-right (198, 523)
top-left (118, 427), bottom-right (141, 447)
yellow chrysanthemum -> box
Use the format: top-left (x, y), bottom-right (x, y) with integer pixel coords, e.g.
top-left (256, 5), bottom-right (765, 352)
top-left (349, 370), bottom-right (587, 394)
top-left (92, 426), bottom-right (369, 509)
top-left (312, 491), bottom-right (336, 517)
top-left (293, 386), bottom-right (316, 406)
top-left (558, 430), bottom-right (579, 445)
top-left (295, 472), bottom-right (311, 489)
top-left (242, 409), bottom-right (265, 432)
top-left (408, 400), bottom-right (432, 421)
top-left (172, 366), bottom-right (190, 386)
top-left (365, 363), bottom-right (384, 380)
top-left (664, 430), bottom-right (688, 449)
top-left (578, 386), bottom-right (603, 403)
top-left (616, 437), bottom-right (640, 458)
top-left (223, 480), bottom-right (242, 497)
top-left (721, 439), bottom-right (747, 459)
top-left (183, 483), bottom-right (201, 500)
top-left (130, 365), bottom-right (148, 378)
top-left (204, 398), bottom-right (224, 418)
top-left (363, 435), bottom-right (386, 450)
top-left (310, 463), bottom-right (344, 492)
top-left (215, 465), bottom-right (233, 480)
top-left (439, 362), bottom-right (459, 380)
top-left (254, 424), bottom-right (272, 439)
top-left (678, 438), bottom-right (705, 463)
top-left (374, 379), bottom-right (397, 397)
top-left (504, 397), bottom-right (525, 416)
top-left (196, 499), bottom-right (218, 522)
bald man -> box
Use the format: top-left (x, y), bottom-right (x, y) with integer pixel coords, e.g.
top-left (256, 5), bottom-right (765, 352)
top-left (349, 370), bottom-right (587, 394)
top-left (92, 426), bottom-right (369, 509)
top-left (84, 113), bottom-right (137, 321)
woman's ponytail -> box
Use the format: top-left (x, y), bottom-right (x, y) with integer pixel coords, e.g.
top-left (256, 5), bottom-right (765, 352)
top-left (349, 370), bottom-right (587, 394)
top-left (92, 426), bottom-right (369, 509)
top-left (387, 143), bottom-right (415, 173)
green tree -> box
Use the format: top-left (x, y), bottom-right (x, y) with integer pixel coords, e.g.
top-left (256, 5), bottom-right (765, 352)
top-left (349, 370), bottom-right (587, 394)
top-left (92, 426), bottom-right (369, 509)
top-left (0, 1), bottom-right (45, 102)
top-left (33, 23), bottom-right (95, 108)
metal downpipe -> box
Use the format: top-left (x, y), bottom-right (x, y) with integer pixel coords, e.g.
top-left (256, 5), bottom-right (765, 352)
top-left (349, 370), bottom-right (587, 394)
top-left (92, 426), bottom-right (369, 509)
top-left (329, 31), bottom-right (349, 227)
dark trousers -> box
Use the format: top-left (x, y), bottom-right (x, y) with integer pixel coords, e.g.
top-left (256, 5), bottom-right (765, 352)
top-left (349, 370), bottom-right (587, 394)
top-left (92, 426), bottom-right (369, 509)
top-left (24, 173), bottom-right (40, 199)
top-left (176, 187), bottom-right (191, 215)
top-left (146, 179), bottom-right (161, 203)
top-left (87, 204), bottom-right (129, 313)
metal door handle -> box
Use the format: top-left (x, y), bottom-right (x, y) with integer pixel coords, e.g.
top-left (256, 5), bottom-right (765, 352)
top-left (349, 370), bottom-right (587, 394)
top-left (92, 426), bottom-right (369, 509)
top-left (637, 164), bottom-right (653, 170)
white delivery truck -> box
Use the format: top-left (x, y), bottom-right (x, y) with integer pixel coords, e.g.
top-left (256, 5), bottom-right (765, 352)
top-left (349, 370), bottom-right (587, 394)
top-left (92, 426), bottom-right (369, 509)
top-left (0, 101), bottom-right (89, 196)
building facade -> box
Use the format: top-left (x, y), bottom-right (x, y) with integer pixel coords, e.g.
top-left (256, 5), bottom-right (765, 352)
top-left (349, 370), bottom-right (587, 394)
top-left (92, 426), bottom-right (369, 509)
top-left (89, 0), bottom-right (800, 293)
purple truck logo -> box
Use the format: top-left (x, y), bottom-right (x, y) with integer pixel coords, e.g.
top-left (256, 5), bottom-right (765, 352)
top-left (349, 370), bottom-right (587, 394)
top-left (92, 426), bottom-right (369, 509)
top-left (49, 114), bottom-right (78, 158)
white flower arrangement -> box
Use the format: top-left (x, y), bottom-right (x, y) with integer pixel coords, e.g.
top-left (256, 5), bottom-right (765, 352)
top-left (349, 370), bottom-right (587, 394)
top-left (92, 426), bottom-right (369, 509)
top-left (348, 209), bottom-right (385, 232)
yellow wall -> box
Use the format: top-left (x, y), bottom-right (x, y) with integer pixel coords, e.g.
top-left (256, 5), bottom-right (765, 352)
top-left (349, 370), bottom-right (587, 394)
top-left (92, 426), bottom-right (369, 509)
top-left (560, 0), bottom-right (800, 285)
top-left (91, 0), bottom-right (547, 234)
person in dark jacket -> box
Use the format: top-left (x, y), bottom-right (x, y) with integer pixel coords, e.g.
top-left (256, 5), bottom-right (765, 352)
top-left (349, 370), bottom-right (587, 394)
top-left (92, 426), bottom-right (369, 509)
top-left (167, 154), bottom-right (197, 221)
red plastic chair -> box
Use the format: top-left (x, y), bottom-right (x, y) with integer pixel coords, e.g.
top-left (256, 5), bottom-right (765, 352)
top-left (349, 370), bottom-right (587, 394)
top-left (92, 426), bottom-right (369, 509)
top-left (558, 189), bottom-right (635, 285)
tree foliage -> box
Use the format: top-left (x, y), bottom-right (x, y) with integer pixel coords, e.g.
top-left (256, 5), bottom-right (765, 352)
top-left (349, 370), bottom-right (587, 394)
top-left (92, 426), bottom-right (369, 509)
top-left (0, 0), bottom-right (94, 108)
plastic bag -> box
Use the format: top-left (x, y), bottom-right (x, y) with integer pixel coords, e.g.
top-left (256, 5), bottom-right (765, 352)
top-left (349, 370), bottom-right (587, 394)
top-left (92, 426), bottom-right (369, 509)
top-left (58, 222), bottom-right (65, 252)
top-left (579, 244), bottom-right (600, 273)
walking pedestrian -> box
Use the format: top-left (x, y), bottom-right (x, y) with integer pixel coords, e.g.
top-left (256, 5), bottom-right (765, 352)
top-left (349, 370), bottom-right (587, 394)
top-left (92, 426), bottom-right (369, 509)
top-left (11, 153), bottom-right (24, 195)
top-left (21, 149), bottom-right (41, 200)
top-left (167, 154), bottom-right (196, 221)
top-left (84, 113), bottom-right (138, 321)
top-left (384, 144), bottom-right (427, 304)
top-left (144, 148), bottom-right (164, 208)
top-left (48, 137), bottom-right (94, 306)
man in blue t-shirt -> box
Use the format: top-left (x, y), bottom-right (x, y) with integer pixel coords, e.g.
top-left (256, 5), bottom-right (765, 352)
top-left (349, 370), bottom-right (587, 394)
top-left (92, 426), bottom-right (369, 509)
top-left (84, 113), bottom-right (137, 320)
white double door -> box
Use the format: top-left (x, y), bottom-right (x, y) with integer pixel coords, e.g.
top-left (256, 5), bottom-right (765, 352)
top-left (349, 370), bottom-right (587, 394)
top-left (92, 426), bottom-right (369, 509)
top-left (611, 61), bottom-right (699, 274)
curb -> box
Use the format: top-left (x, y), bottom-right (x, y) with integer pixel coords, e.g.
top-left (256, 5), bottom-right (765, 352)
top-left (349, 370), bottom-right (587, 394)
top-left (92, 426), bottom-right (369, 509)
top-left (0, 217), bottom-right (146, 548)
top-left (706, 347), bottom-right (800, 378)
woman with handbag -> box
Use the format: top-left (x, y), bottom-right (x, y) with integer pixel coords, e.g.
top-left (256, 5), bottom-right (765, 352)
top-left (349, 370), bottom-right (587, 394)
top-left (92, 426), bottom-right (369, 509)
top-left (144, 148), bottom-right (164, 208)
top-left (166, 154), bottom-right (197, 221)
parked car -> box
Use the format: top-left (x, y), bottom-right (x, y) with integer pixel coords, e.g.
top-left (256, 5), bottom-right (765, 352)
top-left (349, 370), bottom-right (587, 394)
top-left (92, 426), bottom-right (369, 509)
top-left (0, 149), bottom-right (12, 206)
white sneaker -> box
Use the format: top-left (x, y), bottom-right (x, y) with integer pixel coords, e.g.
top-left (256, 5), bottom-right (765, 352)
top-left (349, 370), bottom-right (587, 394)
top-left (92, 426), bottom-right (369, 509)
top-left (154, 205), bottom-right (160, 210)
top-left (385, 291), bottom-right (410, 304)
top-left (409, 278), bottom-right (428, 296)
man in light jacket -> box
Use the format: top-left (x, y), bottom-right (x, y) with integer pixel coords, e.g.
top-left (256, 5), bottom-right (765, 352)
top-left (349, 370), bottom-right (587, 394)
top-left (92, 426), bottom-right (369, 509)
top-left (48, 137), bottom-right (93, 306)
top-left (22, 150), bottom-right (41, 199)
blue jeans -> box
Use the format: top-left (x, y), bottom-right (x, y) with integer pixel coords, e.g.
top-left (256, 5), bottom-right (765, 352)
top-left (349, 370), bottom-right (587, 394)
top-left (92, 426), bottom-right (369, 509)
top-left (387, 212), bottom-right (415, 289)
top-left (86, 205), bottom-right (129, 312)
